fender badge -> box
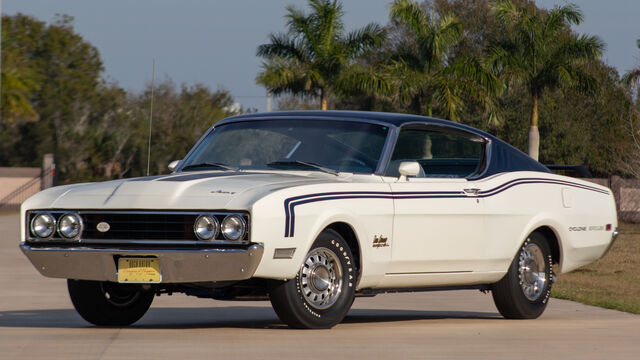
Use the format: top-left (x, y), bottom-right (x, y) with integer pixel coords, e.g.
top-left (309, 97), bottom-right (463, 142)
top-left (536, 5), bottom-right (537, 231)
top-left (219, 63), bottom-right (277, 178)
top-left (96, 222), bottom-right (110, 232)
top-left (373, 235), bottom-right (389, 248)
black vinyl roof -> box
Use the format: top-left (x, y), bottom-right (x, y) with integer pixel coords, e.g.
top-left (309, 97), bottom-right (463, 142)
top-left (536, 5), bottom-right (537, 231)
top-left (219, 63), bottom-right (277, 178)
top-left (220, 110), bottom-right (551, 178)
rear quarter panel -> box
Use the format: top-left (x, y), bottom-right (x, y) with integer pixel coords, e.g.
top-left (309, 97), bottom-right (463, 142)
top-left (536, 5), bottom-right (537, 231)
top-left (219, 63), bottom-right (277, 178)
top-left (480, 171), bottom-right (617, 274)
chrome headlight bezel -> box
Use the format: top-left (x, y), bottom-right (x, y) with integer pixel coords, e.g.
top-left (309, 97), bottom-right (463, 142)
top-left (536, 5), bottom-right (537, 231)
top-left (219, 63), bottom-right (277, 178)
top-left (221, 215), bottom-right (247, 241)
top-left (194, 214), bottom-right (220, 241)
top-left (29, 212), bottom-right (56, 239)
top-left (57, 212), bottom-right (83, 239)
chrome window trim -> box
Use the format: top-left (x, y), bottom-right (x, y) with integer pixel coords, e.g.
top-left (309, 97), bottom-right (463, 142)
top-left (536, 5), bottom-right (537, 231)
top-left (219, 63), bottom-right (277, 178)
top-left (383, 121), bottom-right (492, 179)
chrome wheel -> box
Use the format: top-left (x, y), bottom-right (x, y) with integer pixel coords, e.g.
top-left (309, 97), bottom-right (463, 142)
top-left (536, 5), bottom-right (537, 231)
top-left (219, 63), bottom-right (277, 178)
top-left (519, 242), bottom-right (548, 301)
top-left (299, 247), bottom-right (343, 309)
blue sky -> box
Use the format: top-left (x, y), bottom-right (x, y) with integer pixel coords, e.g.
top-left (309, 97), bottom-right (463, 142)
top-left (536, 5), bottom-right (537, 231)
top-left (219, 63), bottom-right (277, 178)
top-left (3, 0), bottom-right (639, 112)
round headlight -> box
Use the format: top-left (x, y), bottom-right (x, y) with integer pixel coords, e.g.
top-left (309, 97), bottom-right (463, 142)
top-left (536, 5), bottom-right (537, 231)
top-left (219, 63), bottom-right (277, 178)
top-left (30, 213), bottom-right (56, 238)
top-left (221, 215), bottom-right (246, 241)
top-left (194, 215), bottom-right (219, 240)
top-left (58, 213), bottom-right (82, 239)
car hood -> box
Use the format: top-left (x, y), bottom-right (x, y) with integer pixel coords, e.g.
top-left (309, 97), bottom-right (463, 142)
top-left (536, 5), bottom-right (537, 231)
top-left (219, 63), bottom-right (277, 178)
top-left (26, 171), bottom-right (345, 210)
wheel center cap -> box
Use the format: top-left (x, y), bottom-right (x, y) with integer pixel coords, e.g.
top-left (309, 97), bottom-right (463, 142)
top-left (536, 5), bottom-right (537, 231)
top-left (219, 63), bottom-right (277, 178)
top-left (311, 266), bottom-right (330, 292)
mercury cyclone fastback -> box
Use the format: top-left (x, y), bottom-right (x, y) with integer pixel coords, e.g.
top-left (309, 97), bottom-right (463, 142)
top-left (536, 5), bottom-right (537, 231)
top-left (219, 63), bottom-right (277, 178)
top-left (20, 110), bottom-right (618, 328)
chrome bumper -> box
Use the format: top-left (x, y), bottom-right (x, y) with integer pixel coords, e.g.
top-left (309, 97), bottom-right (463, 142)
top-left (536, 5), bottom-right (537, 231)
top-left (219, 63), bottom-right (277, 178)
top-left (601, 229), bottom-right (620, 258)
top-left (20, 244), bottom-right (264, 283)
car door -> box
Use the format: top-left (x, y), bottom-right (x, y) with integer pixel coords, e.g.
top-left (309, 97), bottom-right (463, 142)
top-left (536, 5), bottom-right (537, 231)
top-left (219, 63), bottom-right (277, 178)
top-left (384, 125), bottom-right (488, 274)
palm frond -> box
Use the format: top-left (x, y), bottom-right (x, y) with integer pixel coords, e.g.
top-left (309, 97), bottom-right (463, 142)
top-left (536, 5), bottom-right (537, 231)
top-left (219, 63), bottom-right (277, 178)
top-left (335, 64), bottom-right (392, 98)
top-left (431, 14), bottom-right (462, 62)
top-left (545, 3), bottom-right (583, 33)
top-left (344, 23), bottom-right (386, 57)
top-left (256, 33), bottom-right (308, 62)
top-left (491, 0), bottom-right (523, 26)
top-left (285, 5), bottom-right (311, 38)
top-left (622, 68), bottom-right (640, 89)
top-left (256, 59), bottom-right (316, 97)
top-left (390, 0), bottom-right (429, 37)
top-left (432, 76), bottom-right (463, 121)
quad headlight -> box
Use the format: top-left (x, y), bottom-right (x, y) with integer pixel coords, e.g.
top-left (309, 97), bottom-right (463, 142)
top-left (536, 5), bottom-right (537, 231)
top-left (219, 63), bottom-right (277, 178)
top-left (194, 215), bottom-right (219, 240)
top-left (58, 213), bottom-right (82, 239)
top-left (30, 213), bottom-right (56, 238)
top-left (221, 215), bottom-right (246, 241)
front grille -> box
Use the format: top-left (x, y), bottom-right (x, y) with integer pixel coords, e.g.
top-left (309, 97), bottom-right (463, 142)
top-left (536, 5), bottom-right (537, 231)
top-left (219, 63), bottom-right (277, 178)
top-left (26, 210), bottom-right (250, 244)
top-left (82, 213), bottom-right (198, 240)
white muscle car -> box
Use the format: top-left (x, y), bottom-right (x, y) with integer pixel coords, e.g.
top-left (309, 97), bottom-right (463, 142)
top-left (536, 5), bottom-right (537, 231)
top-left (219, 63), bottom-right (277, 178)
top-left (20, 111), bottom-right (618, 329)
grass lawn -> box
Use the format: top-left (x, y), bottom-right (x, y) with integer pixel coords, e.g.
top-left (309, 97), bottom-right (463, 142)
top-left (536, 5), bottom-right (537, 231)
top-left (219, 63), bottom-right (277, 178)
top-left (552, 222), bottom-right (640, 314)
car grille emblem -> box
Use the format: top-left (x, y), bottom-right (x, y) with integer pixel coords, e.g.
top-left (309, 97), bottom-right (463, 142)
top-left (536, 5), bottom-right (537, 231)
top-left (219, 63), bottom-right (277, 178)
top-left (96, 222), bottom-right (110, 232)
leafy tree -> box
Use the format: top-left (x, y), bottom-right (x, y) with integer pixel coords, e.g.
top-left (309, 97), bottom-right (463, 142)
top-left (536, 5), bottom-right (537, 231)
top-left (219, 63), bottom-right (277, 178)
top-left (387, 0), bottom-right (500, 123)
top-left (256, 0), bottom-right (385, 110)
top-left (0, 14), bottom-right (241, 183)
top-left (622, 38), bottom-right (640, 95)
top-left (487, 0), bottom-right (604, 160)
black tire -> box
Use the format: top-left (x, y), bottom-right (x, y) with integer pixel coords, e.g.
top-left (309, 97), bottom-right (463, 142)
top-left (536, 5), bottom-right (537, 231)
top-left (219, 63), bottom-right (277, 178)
top-left (491, 232), bottom-right (554, 319)
top-left (67, 279), bottom-right (155, 326)
top-left (269, 229), bottom-right (356, 329)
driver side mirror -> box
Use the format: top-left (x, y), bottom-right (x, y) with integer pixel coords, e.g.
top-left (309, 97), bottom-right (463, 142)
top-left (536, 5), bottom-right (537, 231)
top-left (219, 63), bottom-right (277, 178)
top-left (398, 161), bottom-right (421, 181)
top-left (168, 160), bottom-right (181, 172)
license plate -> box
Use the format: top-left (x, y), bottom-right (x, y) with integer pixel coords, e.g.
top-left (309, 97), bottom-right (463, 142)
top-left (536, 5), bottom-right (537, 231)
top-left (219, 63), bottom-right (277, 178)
top-left (117, 258), bottom-right (161, 283)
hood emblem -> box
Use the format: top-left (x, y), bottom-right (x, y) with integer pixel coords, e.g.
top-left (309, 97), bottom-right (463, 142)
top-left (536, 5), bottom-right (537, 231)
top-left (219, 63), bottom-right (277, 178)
top-left (96, 222), bottom-right (110, 232)
top-left (211, 189), bottom-right (236, 195)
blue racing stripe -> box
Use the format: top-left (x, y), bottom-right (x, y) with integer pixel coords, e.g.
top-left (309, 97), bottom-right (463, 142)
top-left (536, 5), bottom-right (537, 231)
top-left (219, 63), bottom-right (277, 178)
top-left (283, 178), bottom-right (610, 237)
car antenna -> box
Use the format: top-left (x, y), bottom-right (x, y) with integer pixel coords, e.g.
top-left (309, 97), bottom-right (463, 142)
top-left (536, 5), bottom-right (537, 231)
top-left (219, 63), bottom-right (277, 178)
top-left (146, 58), bottom-right (156, 176)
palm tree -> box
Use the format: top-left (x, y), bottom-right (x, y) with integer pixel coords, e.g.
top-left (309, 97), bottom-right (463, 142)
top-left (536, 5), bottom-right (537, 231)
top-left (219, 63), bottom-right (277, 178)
top-left (387, 0), bottom-right (500, 123)
top-left (256, 0), bottom-right (385, 110)
top-left (488, 0), bottom-right (604, 161)
top-left (622, 38), bottom-right (640, 93)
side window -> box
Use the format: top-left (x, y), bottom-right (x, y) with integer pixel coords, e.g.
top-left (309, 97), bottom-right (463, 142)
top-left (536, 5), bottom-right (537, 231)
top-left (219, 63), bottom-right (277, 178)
top-left (385, 128), bottom-right (485, 178)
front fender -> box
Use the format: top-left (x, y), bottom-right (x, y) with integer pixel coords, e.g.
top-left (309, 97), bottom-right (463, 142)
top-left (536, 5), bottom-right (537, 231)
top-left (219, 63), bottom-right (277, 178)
top-left (249, 185), bottom-right (393, 288)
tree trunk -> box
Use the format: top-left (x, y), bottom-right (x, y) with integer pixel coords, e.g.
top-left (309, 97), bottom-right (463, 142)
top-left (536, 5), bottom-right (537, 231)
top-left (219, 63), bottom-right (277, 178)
top-left (321, 89), bottom-right (327, 110)
top-left (528, 94), bottom-right (540, 161)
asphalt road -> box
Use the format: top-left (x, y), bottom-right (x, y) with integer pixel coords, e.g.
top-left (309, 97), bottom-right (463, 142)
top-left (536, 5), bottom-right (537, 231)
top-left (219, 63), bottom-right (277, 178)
top-left (1, 213), bottom-right (639, 359)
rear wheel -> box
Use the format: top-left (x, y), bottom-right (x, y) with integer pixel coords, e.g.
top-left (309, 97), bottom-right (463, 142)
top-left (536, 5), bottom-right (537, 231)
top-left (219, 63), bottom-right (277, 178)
top-left (491, 232), bottom-right (554, 319)
top-left (269, 229), bottom-right (356, 329)
top-left (68, 279), bottom-right (155, 326)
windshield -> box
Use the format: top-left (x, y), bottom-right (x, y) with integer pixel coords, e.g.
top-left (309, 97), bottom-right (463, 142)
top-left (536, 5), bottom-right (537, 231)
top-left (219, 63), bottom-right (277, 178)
top-left (181, 119), bottom-right (390, 174)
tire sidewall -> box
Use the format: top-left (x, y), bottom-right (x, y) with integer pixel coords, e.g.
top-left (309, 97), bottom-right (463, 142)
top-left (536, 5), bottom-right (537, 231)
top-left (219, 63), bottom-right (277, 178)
top-left (509, 233), bottom-right (554, 317)
top-left (273, 229), bottom-right (356, 328)
top-left (68, 279), bottom-right (154, 326)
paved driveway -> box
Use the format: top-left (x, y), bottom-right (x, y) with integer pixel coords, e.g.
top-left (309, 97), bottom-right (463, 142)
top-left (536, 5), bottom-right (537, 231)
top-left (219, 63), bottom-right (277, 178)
top-left (1, 213), bottom-right (638, 359)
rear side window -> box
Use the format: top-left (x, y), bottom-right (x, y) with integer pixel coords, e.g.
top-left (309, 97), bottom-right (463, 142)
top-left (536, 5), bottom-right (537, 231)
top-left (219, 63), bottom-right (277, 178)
top-left (386, 128), bottom-right (485, 178)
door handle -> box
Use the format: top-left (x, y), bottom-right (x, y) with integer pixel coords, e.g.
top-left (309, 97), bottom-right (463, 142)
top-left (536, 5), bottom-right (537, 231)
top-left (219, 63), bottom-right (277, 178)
top-left (463, 188), bottom-right (480, 195)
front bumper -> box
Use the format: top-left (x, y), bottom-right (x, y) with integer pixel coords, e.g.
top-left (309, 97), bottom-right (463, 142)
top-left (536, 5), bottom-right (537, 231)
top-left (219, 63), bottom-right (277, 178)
top-left (20, 243), bottom-right (264, 283)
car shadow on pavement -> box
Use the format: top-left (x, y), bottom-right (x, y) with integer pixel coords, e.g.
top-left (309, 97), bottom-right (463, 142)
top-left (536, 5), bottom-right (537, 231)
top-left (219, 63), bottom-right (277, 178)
top-left (0, 306), bottom-right (501, 329)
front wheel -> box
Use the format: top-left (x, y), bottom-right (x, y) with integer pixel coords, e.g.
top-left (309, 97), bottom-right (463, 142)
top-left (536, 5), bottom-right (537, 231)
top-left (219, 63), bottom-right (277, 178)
top-left (491, 232), bottom-right (554, 319)
top-left (269, 229), bottom-right (356, 329)
top-left (68, 279), bottom-right (155, 326)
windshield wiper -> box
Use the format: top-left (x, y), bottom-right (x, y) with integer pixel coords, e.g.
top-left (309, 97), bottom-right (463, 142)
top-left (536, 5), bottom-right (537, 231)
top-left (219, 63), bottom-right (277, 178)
top-left (181, 162), bottom-right (240, 172)
top-left (267, 160), bottom-right (339, 176)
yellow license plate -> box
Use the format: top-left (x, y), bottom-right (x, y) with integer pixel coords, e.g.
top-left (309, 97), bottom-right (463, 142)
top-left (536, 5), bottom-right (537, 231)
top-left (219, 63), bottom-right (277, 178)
top-left (117, 258), bottom-right (161, 283)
